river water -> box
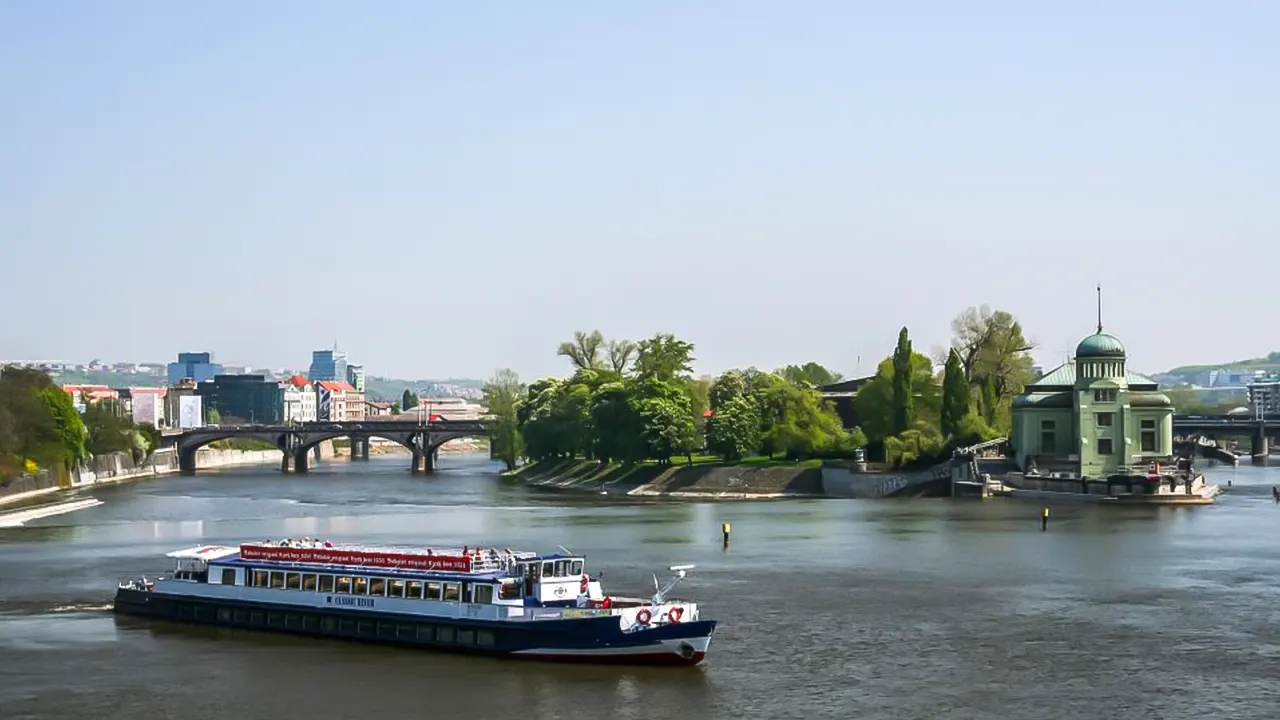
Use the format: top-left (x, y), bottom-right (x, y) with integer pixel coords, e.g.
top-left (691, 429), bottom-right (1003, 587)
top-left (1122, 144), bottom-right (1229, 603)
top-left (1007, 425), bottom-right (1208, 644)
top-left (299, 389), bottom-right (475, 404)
top-left (2, 455), bottom-right (1278, 719)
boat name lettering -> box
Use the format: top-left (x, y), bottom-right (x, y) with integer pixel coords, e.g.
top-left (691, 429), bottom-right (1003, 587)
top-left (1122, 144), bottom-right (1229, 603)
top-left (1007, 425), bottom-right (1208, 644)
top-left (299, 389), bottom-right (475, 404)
top-left (240, 544), bottom-right (470, 572)
top-left (328, 596), bottom-right (375, 608)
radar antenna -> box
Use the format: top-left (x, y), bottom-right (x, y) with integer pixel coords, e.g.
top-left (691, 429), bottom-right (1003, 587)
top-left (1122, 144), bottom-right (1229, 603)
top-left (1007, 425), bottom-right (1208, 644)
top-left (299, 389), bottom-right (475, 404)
top-left (651, 564), bottom-right (696, 605)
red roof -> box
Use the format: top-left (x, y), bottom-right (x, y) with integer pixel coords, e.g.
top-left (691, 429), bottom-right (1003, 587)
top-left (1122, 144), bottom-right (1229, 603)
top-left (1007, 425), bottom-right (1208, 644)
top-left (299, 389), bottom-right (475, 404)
top-left (317, 381), bottom-right (356, 392)
top-left (288, 374), bottom-right (309, 388)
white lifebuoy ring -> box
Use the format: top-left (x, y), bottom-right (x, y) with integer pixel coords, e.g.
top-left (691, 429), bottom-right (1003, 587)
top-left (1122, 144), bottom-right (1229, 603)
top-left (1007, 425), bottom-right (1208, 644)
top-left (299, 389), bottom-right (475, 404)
top-left (668, 607), bottom-right (683, 623)
top-left (636, 608), bottom-right (652, 626)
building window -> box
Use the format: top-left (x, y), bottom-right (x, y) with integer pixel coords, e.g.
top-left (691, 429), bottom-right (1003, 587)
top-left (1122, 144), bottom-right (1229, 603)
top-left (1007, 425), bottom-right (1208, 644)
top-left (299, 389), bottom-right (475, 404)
top-left (1039, 420), bottom-right (1056, 454)
top-left (1096, 413), bottom-right (1114, 427)
top-left (1140, 420), bottom-right (1157, 452)
top-left (1097, 438), bottom-right (1114, 455)
top-left (1094, 389), bottom-right (1117, 403)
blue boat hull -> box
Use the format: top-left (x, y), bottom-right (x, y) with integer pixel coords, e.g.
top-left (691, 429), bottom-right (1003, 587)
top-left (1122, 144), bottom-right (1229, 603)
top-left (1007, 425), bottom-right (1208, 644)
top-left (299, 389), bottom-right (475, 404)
top-left (113, 588), bottom-right (715, 666)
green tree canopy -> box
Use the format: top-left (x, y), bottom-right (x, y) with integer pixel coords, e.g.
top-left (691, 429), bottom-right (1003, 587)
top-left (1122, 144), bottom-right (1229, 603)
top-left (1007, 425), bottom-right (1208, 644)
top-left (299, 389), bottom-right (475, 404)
top-left (482, 369), bottom-right (526, 471)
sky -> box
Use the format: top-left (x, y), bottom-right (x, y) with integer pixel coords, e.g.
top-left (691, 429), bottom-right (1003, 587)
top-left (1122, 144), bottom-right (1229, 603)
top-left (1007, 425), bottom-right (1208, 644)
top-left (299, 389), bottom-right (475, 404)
top-left (2, 1), bottom-right (1276, 381)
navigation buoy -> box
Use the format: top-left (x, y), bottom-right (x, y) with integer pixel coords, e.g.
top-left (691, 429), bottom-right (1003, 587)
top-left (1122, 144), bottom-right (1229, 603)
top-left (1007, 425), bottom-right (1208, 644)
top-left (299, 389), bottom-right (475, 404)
top-left (721, 522), bottom-right (731, 548)
top-left (1041, 507), bottom-right (1049, 532)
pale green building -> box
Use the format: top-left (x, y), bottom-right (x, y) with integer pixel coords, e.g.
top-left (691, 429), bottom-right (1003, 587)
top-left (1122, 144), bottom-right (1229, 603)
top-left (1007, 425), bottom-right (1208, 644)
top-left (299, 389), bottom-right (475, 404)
top-left (1010, 330), bottom-right (1173, 478)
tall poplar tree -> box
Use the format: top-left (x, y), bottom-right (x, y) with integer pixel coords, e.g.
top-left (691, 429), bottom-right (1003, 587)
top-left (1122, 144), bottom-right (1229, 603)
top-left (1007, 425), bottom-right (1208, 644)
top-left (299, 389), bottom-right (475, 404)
top-left (891, 327), bottom-right (914, 434)
top-left (940, 348), bottom-right (969, 437)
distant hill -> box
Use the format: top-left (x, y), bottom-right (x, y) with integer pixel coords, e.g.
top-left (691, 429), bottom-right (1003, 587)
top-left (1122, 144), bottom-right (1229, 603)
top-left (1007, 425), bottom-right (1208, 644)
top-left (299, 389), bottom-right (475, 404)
top-left (1164, 351), bottom-right (1280, 378)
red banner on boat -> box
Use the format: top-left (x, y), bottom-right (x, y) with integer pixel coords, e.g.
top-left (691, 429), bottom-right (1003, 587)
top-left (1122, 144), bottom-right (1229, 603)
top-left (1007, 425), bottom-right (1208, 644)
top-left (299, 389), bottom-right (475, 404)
top-left (239, 544), bottom-right (472, 573)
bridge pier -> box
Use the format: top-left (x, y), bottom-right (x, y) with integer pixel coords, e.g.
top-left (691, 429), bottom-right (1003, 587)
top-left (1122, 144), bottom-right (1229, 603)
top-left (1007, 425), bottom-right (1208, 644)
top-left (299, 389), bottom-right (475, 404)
top-left (1253, 429), bottom-right (1270, 466)
top-left (295, 448), bottom-right (310, 474)
top-left (350, 437), bottom-right (370, 460)
top-left (411, 447), bottom-right (438, 474)
top-left (178, 449), bottom-right (197, 475)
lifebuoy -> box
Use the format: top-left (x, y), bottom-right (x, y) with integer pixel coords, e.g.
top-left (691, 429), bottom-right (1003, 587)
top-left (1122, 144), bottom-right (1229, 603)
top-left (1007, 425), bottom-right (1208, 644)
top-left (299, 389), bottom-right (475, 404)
top-left (668, 607), bottom-right (683, 623)
top-left (636, 609), bottom-right (652, 625)
top-left (580, 574), bottom-right (589, 593)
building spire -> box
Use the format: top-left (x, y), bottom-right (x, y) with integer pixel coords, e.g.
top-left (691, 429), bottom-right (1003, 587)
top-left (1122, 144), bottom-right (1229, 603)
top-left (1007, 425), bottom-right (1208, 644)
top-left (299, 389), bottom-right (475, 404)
top-left (1096, 284), bottom-right (1103, 334)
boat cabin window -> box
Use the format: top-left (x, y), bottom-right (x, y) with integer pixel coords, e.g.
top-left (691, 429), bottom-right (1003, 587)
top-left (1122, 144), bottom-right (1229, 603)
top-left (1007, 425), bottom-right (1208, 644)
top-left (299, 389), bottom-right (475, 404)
top-left (319, 575), bottom-right (335, 593)
top-left (353, 577), bottom-right (369, 595)
top-left (336, 576), bottom-right (353, 594)
top-left (571, 560), bottom-right (583, 576)
top-left (406, 580), bottom-right (423, 599)
top-left (252, 570), bottom-right (268, 587)
top-left (302, 574), bottom-right (317, 591)
top-left (554, 560), bottom-right (568, 576)
top-left (499, 580), bottom-right (521, 600)
top-left (285, 573), bottom-right (302, 590)
top-left (369, 577), bottom-right (386, 596)
top-left (269, 572), bottom-right (285, 589)
top-left (221, 568), bottom-right (236, 586)
top-left (425, 582), bottom-right (442, 600)
top-left (542, 562), bottom-right (553, 577)
top-left (388, 579), bottom-right (405, 598)
top-left (473, 584), bottom-right (495, 604)
top-left (443, 582), bottom-right (461, 602)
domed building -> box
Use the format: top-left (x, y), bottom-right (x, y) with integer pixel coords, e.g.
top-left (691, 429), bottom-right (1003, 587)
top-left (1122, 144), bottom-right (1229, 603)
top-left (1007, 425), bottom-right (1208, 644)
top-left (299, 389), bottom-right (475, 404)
top-left (1010, 325), bottom-right (1173, 480)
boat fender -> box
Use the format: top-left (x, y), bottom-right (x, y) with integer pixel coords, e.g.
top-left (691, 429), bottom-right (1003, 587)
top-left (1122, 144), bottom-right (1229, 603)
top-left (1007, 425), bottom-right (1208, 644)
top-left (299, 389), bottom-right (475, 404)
top-left (635, 609), bottom-right (652, 626)
top-left (668, 607), bottom-right (683, 623)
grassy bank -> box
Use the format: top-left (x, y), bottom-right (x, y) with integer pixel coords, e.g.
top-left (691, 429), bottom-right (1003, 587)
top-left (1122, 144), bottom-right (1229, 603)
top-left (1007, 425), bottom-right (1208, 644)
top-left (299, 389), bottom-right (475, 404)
top-left (508, 457), bottom-right (825, 498)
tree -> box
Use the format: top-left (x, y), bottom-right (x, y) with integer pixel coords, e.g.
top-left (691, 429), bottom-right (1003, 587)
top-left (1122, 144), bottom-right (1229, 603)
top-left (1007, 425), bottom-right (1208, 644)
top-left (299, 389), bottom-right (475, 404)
top-left (853, 353), bottom-right (942, 444)
top-left (940, 348), bottom-right (970, 437)
top-left (83, 399), bottom-right (135, 456)
top-left (208, 408), bottom-right (221, 424)
top-left (0, 367), bottom-right (87, 477)
top-left (891, 327), bottom-right (915, 434)
top-left (401, 390), bottom-right (418, 412)
top-left (707, 394), bottom-right (760, 461)
top-left (390, 402), bottom-right (401, 414)
top-left (605, 339), bottom-right (637, 374)
top-left (482, 369), bottom-right (526, 471)
top-left (778, 362), bottom-right (843, 388)
top-left (760, 383), bottom-right (849, 460)
top-left (557, 330), bottom-right (605, 371)
top-left (946, 306), bottom-right (1035, 433)
top-left (634, 333), bottom-right (695, 383)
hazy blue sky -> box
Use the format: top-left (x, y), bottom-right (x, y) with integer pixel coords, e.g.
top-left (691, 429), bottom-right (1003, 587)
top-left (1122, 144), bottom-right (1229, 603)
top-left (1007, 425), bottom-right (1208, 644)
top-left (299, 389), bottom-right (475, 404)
top-left (2, 1), bottom-right (1275, 380)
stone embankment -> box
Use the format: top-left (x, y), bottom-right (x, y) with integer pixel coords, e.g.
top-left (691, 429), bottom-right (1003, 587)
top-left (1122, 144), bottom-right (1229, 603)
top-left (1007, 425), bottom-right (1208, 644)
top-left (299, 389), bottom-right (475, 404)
top-left (509, 460), bottom-right (824, 499)
top-left (0, 442), bottom-right (334, 508)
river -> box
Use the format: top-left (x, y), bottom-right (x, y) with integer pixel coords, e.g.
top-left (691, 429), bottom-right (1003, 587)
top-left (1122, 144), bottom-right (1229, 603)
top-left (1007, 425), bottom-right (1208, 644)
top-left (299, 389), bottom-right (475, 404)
top-left (1, 454), bottom-right (1278, 719)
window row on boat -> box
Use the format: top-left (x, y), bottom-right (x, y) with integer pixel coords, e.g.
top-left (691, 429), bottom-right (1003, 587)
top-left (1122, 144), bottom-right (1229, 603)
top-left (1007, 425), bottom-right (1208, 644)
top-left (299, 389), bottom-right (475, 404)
top-left (220, 567), bottom-right (525, 604)
top-left (171, 600), bottom-right (499, 648)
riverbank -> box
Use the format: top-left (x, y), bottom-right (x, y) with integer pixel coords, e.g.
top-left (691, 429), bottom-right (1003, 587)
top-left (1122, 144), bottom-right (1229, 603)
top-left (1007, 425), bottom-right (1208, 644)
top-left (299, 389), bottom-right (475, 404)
top-left (0, 443), bottom-right (334, 509)
top-left (506, 458), bottom-right (825, 499)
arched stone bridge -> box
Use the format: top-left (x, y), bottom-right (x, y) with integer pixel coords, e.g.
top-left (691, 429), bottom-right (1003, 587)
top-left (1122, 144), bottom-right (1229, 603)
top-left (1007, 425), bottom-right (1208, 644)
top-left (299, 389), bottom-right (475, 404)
top-left (170, 420), bottom-right (488, 474)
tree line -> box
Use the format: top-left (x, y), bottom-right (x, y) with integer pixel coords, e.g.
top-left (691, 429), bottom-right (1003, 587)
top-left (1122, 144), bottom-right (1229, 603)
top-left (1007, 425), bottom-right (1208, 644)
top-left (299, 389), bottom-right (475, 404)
top-left (482, 306), bottom-right (1036, 472)
top-left (481, 331), bottom-right (859, 471)
top-left (850, 306), bottom-right (1035, 466)
top-left (0, 366), bottom-right (160, 481)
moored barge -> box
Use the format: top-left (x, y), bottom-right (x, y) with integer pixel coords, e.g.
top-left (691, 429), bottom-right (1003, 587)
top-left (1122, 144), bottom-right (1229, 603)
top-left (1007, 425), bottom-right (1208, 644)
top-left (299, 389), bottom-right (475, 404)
top-left (114, 539), bottom-right (715, 666)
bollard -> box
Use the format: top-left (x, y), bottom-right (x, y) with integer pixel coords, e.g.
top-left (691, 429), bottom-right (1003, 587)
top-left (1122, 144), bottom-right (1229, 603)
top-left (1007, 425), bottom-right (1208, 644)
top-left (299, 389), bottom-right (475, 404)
top-left (722, 522), bottom-right (731, 548)
top-left (1041, 507), bottom-right (1049, 532)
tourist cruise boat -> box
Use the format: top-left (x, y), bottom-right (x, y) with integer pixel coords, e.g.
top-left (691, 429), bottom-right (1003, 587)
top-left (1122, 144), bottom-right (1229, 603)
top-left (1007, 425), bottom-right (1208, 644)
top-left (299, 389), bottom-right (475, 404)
top-left (113, 539), bottom-right (716, 666)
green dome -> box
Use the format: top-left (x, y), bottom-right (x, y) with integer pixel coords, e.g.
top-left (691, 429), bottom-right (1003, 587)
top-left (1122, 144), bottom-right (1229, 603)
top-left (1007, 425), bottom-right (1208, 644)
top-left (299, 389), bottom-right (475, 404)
top-left (1076, 333), bottom-right (1126, 359)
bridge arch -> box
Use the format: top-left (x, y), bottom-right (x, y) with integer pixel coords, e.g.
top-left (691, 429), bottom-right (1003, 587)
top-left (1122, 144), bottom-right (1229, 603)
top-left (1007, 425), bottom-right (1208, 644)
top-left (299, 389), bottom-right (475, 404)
top-left (175, 432), bottom-right (293, 474)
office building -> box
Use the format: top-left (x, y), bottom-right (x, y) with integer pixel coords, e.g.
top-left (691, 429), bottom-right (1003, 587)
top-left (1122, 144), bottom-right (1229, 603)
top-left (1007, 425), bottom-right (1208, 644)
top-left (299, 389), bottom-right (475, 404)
top-left (167, 352), bottom-right (224, 385)
top-left (308, 348), bottom-right (348, 382)
top-left (346, 364), bottom-right (366, 393)
top-left (196, 375), bottom-right (284, 424)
